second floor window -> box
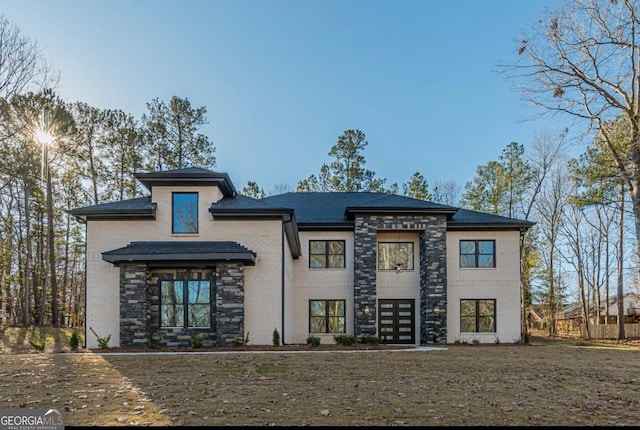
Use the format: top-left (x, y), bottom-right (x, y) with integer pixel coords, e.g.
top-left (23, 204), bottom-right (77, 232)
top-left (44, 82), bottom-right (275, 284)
top-left (378, 242), bottom-right (414, 270)
top-left (173, 192), bottom-right (198, 234)
top-left (460, 240), bottom-right (495, 268)
top-left (309, 240), bottom-right (345, 268)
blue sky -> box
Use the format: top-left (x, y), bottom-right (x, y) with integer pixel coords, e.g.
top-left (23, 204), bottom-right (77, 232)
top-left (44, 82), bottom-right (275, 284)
top-left (0, 0), bottom-right (570, 195)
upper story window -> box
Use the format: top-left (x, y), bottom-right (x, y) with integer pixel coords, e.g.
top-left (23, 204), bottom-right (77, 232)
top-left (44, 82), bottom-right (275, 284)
top-left (309, 240), bottom-right (345, 268)
top-left (378, 242), bottom-right (414, 270)
top-left (460, 240), bottom-right (495, 268)
top-left (172, 192), bottom-right (198, 234)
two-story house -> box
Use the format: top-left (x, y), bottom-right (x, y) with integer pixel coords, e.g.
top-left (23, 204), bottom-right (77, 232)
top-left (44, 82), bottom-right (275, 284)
top-left (69, 167), bottom-right (534, 348)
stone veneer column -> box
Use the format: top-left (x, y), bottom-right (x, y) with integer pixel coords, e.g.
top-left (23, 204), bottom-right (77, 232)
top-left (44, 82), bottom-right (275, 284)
top-left (353, 214), bottom-right (448, 344)
top-left (354, 215), bottom-right (378, 336)
top-left (216, 262), bottom-right (245, 346)
top-left (420, 218), bottom-right (447, 344)
top-left (119, 263), bottom-right (148, 347)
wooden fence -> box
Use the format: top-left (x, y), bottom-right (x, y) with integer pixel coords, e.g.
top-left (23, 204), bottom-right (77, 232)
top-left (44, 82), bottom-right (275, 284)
top-left (581, 323), bottom-right (640, 339)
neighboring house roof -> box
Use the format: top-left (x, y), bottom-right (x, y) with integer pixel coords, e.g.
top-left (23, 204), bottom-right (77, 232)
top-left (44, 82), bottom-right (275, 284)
top-left (558, 293), bottom-right (640, 320)
top-left (102, 241), bottom-right (257, 266)
top-left (605, 292), bottom-right (640, 305)
top-left (529, 307), bottom-right (544, 324)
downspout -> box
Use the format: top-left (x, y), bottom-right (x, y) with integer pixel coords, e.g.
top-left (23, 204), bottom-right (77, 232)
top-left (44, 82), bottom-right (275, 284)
top-left (83, 220), bottom-right (88, 348)
top-left (281, 220), bottom-right (286, 345)
top-left (519, 227), bottom-right (527, 342)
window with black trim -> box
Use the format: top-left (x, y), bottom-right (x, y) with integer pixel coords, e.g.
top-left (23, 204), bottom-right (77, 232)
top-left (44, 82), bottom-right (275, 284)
top-left (460, 299), bottom-right (496, 332)
top-left (378, 242), bottom-right (414, 270)
top-left (309, 240), bottom-right (345, 268)
top-left (309, 300), bottom-right (345, 333)
top-left (172, 192), bottom-right (198, 234)
top-left (161, 280), bottom-right (210, 327)
top-left (460, 240), bottom-right (495, 268)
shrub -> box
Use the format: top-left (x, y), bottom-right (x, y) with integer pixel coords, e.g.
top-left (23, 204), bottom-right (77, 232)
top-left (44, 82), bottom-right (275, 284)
top-left (334, 334), bottom-right (356, 346)
top-left (30, 334), bottom-right (46, 352)
top-left (272, 328), bottom-right (281, 346)
top-left (89, 326), bottom-right (111, 349)
top-left (69, 332), bottom-right (79, 350)
top-left (146, 333), bottom-right (162, 349)
top-left (524, 333), bottom-right (530, 344)
top-left (230, 332), bottom-right (250, 347)
top-left (190, 333), bottom-right (205, 348)
top-left (358, 335), bottom-right (380, 344)
top-left (306, 335), bottom-right (321, 347)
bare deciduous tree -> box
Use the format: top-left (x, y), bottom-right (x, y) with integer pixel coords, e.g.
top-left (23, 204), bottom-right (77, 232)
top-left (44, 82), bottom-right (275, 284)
top-left (432, 179), bottom-right (461, 206)
top-left (500, 0), bottom-right (640, 278)
top-left (0, 14), bottom-right (59, 100)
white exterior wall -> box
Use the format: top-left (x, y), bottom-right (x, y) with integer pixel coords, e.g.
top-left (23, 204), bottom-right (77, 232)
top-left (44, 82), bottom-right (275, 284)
top-left (84, 181), bottom-right (527, 347)
top-left (207, 219), bottom-right (282, 345)
top-left (446, 230), bottom-right (522, 344)
top-left (290, 231), bottom-right (355, 344)
top-left (85, 219), bottom-right (152, 348)
top-left (377, 231), bottom-right (421, 344)
top-left (604, 294), bottom-right (640, 316)
top-left (283, 233), bottom-right (294, 344)
top-left (84, 185), bottom-right (283, 347)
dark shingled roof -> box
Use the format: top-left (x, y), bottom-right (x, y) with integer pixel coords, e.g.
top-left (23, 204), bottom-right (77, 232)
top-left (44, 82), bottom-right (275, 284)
top-left (134, 168), bottom-right (237, 196)
top-left (448, 208), bottom-right (534, 229)
top-left (69, 189), bottom-right (534, 231)
top-left (68, 196), bottom-right (156, 220)
top-left (261, 192), bottom-right (458, 226)
top-left (102, 241), bottom-right (256, 265)
top-left (209, 195), bottom-right (294, 214)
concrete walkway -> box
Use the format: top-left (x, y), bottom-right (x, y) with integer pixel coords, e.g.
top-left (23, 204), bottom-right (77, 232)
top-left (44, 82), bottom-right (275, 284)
top-left (94, 345), bottom-right (447, 356)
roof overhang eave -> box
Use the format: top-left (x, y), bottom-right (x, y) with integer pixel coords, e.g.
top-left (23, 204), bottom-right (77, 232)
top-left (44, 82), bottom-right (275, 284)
top-left (102, 251), bottom-right (257, 266)
top-left (68, 209), bottom-right (157, 223)
top-left (344, 207), bottom-right (458, 218)
top-left (447, 222), bottom-right (535, 231)
top-left (134, 172), bottom-right (237, 196)
top-left (297, 222), bottom-right (354, 231)
top-left (208, 209), bottom-right (294, 219)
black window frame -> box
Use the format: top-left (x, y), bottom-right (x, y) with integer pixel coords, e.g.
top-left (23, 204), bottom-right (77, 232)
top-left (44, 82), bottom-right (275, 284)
top-left (309, 240), bottom-right (346, 269)
top-left (172, 192), bottom-right (199, 234)
top-left (378, 242), bottom-right (415, 270)
top-left (459, 239), bottom-right (496, 268)
top-left (160, 279), bottom-right (211, 328)
top-left (460, 299), bottom-right (496, 333)
top-left (308, 299), bottom-right (346, 334)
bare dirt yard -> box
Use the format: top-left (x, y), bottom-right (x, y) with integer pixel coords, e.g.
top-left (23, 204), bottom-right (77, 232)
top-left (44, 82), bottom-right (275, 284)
top-left (1, 327), bottom-right (640, 426)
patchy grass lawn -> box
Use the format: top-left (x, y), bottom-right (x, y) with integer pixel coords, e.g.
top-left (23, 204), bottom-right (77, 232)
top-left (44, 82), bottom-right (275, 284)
top-left (1, 330), bottom-right (639, 426)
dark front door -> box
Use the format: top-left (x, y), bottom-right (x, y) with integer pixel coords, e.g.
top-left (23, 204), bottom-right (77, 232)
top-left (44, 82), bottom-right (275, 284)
top-left (378, 299), bottom-right (415, 344)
